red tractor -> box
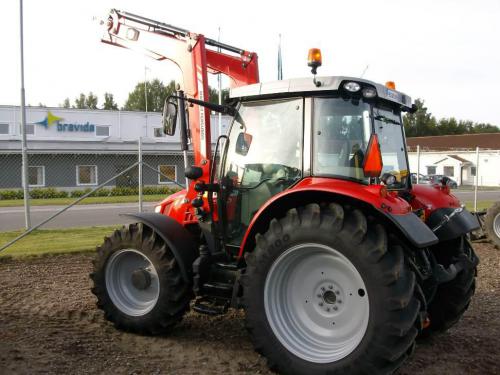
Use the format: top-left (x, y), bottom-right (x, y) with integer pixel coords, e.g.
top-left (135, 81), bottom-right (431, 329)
top-left (91, 10), bottom-right (480, 374)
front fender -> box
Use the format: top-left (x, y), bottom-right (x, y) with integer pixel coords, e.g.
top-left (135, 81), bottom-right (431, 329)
top-left (121, 213), bottom-right (198, 283)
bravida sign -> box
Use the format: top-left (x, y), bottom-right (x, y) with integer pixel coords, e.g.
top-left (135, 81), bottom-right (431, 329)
top-left (35, 111), bottom-right (96, 132)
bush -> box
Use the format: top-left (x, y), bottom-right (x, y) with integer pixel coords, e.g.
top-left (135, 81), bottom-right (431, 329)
top-left (0, 185), bottom-right (180, 201)
top-left (0, 189), bottom-right (24, 200)
top-left (30, 188), bottom-right (68, 199)
top-left (110, 186), bottom-right (138, 196)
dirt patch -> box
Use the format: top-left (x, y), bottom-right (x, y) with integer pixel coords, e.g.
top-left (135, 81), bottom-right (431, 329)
top-left (1, 243), bottom-right (499, 374)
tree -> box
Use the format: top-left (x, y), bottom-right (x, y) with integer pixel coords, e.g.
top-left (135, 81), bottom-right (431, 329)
top-left (403, 99), bottom-right (438, 137)
top-left (103, 92), bottom-right (118, 110)
top-left (404, 98), bottom-right (499, 137)
top-left (61, 98), bottom-right (71, 108)
top-left (208, 86), bottom-right (229, 104)
top-left (124, 79), bottom-right (177, 112)
top-left (74, 93), bottom-right (86, 109)
top-left (85, 92), bottom-right (98, 109)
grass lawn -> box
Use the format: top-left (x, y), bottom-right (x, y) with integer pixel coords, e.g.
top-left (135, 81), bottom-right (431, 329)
top-left (0, 194), bottom-right (166, 208)
top-left (0, 226), bottom-right (120, 258)
top-left (464, 200), bottom-right (495, 211)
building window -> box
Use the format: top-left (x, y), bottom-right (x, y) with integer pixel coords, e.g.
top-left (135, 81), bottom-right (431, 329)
top-left (77, 165), bottom-right (97, 185)
top-left (471, 166), bottom-right (477, 176)
top-left (158, 165), bottom-right (177, 184)
top-left (443, 166), bottom-right (454, 177)
top-left (154, 128), bottom-right (165, 137)
top-left (28, 166), bottom-right (45, 187)
top-left (427, 166), bottom-right (436, 175)
top-left (96, 126), bottom-right (110, 137)
top-left (0, 123), bottom-right (9, 134)
top-left (19, 123), bottom-right (35, 135)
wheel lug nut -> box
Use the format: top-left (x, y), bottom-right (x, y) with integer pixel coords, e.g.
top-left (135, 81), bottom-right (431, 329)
top-left (328, 285), bottom-right (333, 289)
top-left (317, 294), bottom-right (322, 298)
top-left (338, 300), bottom-right (342, 304)
top-left (335, 291), bottom-right (340, 295)
top-left (319, 302), bottom-right (324, 307)
top-left (333, 306), bottom-right (338, 311)
top-left (321, 287), bottom-right (325, 291)
top-left (326, 308), bottom-right (330, 312)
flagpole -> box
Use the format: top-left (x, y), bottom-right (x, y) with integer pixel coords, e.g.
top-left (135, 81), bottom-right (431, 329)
top-left (19, 0), bottom-right (31, 229)
top-left (277, 34), bottom-right (283, 80)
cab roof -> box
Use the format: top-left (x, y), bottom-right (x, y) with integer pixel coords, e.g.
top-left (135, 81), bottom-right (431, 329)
top-left (229, 76), bottom-right (412, 109)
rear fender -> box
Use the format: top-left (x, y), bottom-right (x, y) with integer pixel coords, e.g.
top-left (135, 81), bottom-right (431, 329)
top-left (121, 213), bottom-right (198, 283)
top-left (238, 187), bottom-right (438, 258)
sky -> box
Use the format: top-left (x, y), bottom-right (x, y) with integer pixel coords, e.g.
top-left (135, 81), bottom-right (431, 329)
top-left (1, 0), bottom-right (499, 125)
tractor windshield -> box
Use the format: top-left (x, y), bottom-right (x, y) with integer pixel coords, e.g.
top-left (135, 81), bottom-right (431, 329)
top-left (373, 106), bottom-right (410, 188)
top-left (313, 97), bottom-right (409, 188)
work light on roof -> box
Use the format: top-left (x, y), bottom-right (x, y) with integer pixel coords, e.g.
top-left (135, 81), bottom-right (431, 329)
top-left (362, 87), bottom-right (377, 98)
top-left (343, 81), bottom-right (361, 92)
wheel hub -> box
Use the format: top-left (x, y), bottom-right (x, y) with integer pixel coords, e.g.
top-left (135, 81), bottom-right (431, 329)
top-left (131, 268), bottom-right (152, 290)
top-left (322, 289), bottom-right (337, 304)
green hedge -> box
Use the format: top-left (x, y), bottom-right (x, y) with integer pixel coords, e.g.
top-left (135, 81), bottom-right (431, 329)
top-left (0, 186), bottom-right (179, 200)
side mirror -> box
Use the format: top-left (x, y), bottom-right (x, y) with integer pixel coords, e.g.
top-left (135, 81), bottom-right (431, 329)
top-left (162, 97), bottom-right (178, 136)
top-left (235, 132), bottom-right (252, 156)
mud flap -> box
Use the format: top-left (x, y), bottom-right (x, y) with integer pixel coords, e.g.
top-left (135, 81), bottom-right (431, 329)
top-left (383, 211), bottom-right (439, 248)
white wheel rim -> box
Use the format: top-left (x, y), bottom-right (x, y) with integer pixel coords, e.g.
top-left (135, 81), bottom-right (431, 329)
top-left (105, 249), bottom-right (160, 316)
top-left (264, 243), bottom-right (369, 363)
top-left (493, 213), bottom-right (500, 239)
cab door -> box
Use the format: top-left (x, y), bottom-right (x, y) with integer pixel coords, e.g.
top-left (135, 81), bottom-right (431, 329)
top-left (219, 98), bottom-right (304, 246)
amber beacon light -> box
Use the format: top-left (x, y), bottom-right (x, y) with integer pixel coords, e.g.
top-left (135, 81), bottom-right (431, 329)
top-left (308, 48), bottom-right (322, 72)
top-left (385, 81), bottom-right (396, 90)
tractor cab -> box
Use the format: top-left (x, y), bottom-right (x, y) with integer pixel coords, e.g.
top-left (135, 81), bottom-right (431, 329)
top-left (220, 76), bottom-right (413, 246)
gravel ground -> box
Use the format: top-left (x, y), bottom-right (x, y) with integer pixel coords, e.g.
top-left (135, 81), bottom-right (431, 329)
top-left (0, 242), bottom-right (499, 375)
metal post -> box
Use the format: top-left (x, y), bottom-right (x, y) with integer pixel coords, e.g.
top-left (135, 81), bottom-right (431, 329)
top-left (474, 146), bottom-right (479, 212)
top-left (217, 27), bottom-right (223, 138)
top-left (416, 145), bottom-right (420, 184)
top-left (183, 150), bottom-right (189, 189)
top-left (144, 66), bottom-right (148, 114)
top-left (138, 137), bottom-right (143, 213)
top-left (19, 0), bottom-right (30, 230)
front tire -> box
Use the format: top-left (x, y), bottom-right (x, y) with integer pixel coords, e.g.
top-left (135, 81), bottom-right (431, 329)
top-left (423, 236), bottom-right (478, 335)
top-left (242, 203), bottom-right (421, 375)
top-left (90, 223), bottom-right (192, 334)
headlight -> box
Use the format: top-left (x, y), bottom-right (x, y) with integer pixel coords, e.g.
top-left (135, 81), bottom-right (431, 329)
top-left (154, 205), bottom-right (162, 213)
top-left (362, 87), bottom-right (377, 98)
top-left (343, 81), bottom-right (361, 92)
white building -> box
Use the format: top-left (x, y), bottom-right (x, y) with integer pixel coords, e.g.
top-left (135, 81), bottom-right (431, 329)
top-left (0, 105), bottom-right (231, 189)
top-left (407, 133), bottom-right (500, 187)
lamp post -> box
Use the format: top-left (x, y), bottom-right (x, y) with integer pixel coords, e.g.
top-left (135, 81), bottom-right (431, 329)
top-left (19, 0), bottom-right (31, 229)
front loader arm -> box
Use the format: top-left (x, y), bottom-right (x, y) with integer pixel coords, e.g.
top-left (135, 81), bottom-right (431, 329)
top-left (102, 9), bottom-right (259, 192)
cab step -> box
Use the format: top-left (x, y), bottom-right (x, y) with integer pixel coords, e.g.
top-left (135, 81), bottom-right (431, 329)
top-left (201, 281), bottom-right (234, 299)
top-left (193, 297), bottom-right (229, 316)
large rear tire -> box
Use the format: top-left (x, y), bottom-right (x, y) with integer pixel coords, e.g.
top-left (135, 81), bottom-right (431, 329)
top-left (242, 203), bottom-right (421, 375)
top-left (90, 223), bottom-right (192, 334)
top-left (423, 236), bottom-right (478, 335)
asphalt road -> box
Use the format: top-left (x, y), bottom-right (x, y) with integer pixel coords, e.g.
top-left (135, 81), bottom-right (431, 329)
top-left (0, 190), bottom-right (498, 232)
top-left (0, 202), bottom-right (156, 231)
top-left (452, 190), bottom-right (500, 202)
